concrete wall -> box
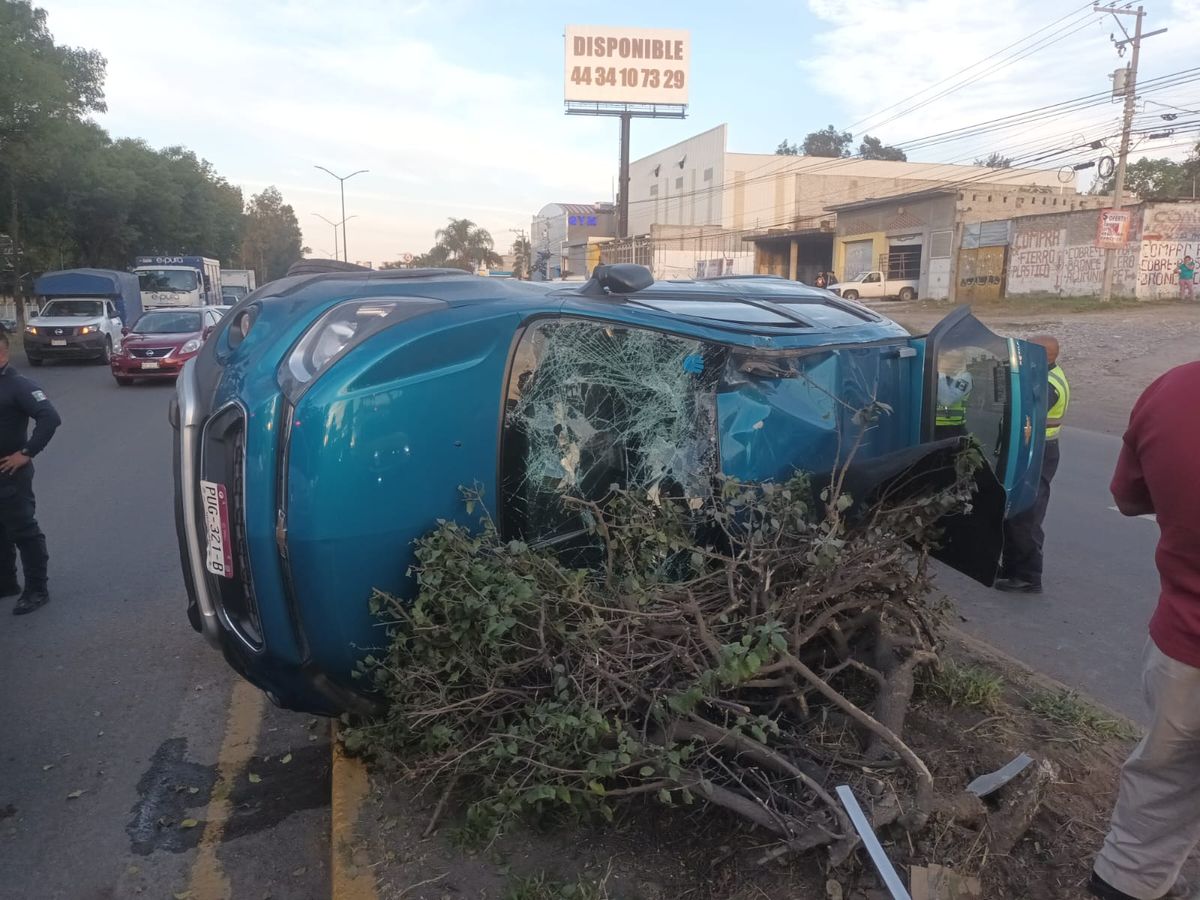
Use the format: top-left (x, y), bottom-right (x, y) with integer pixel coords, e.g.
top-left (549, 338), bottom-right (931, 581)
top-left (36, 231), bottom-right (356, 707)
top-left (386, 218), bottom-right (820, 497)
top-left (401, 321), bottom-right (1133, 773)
top-left (1138, 202), bottom-right (1200, 300)
top-left (1006, 209), bottom-right (1140, 298)
top-left (628, 125), bottom-right (728, 236)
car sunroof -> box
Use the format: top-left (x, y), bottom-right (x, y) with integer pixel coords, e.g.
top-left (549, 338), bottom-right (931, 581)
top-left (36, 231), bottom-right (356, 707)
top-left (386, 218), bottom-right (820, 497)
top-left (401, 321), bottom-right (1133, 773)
top-left (629, 298), bottom-right (810, 326)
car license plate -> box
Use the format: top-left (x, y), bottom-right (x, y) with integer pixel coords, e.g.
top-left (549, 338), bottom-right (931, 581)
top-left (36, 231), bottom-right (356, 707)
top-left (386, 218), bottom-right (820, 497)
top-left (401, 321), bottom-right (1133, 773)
top-left (142, 361), bottom-right (160, 370)
top-left (200, 480), bottom-right (234, 578)
top-left (51, 339), bottom-right (66, 347)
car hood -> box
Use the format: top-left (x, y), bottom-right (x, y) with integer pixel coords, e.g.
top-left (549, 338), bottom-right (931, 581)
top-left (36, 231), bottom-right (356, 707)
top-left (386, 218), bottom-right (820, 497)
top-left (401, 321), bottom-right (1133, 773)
top-left (29, 316), bottom-right (104, 328)
top-left (124, 330), bottom-right (200, 345)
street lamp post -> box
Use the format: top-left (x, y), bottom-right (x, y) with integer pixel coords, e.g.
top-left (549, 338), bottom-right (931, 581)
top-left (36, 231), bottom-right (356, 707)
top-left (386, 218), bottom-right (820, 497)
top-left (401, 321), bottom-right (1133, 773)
top-left (312, 214), bottom-right (359, 262)
top-left (313, 214), bottom-right (341, 261)
top-left (314, 165), bottom-right (368, 263)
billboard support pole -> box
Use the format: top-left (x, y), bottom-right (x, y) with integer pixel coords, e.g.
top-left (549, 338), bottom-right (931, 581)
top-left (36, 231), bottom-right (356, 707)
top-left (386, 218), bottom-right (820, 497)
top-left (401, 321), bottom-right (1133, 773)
top-left (618, 112), bottom-right (632, 239)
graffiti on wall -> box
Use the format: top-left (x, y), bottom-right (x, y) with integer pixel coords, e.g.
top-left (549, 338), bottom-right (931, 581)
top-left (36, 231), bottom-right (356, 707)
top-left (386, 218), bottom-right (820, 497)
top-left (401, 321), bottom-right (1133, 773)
top-left (1007, 215), bottom-right (1139, 296)
top-left (1142, 207), bottom-right (1200, 242)
top-left (1008, 227), bottom-right (1063, 290)
top-left (1138, 241), bottom-right (1199, 298)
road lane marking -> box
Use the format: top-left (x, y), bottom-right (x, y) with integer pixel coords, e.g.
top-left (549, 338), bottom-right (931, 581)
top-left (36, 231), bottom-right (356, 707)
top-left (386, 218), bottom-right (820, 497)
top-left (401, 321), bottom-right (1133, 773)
top-left (1108, 505), bottom-right (1157, 522)
top-left (187, 679), bottom-right (265, 899)
top-left (331, 722), bottom-right (378, 900)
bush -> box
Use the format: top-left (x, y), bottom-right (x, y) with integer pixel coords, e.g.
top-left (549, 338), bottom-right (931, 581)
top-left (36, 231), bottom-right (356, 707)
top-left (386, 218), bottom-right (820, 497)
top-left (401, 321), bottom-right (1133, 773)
top-left (345, 445), bottom-right (984, 863)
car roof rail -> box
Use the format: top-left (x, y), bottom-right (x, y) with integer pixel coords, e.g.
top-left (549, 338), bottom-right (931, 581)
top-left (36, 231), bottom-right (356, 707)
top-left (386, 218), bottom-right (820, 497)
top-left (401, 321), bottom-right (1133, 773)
top-left (578, 264), bottom-right (654, 296)
top-left (284, 258), bottom-right (372, 276)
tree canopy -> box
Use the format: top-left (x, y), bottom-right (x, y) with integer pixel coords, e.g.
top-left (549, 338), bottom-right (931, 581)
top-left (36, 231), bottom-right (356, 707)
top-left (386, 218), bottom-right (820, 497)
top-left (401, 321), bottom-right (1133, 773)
top-left (974, 152), bottom-right (1013, 169)
top-left (1096, 146), bottom-right (1200, 199)
top-left (1, 0), bottom-right (305, 315)
top-left (775, 128), bottom-right (906, 162)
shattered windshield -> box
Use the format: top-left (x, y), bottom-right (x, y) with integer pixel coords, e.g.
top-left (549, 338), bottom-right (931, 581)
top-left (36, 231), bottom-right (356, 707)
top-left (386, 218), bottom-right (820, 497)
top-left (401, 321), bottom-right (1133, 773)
top-left (502, 318), bottom-right (911, 544)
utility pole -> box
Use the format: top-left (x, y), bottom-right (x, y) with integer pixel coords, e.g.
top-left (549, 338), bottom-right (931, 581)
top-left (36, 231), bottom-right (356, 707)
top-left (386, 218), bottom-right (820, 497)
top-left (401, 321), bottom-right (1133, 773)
top-left (1095, 5), bottom-right (1165, 302)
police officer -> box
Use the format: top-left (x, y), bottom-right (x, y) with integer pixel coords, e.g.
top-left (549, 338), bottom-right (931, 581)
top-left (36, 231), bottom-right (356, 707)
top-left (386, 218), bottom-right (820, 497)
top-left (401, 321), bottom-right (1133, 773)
top-left (996, 334), bottom-right (1068, 593)
top-left (934, 350), bottom-right (973, 439)
top-left (0, 331), bottom-right (61, 614)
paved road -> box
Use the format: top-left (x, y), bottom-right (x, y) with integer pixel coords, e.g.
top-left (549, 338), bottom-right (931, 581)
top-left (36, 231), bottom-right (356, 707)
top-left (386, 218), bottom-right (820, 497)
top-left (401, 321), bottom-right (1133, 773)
top-left (942, 425), bottom-right (1162, 725)
top-left (0, 360), bottom-right (329, 900)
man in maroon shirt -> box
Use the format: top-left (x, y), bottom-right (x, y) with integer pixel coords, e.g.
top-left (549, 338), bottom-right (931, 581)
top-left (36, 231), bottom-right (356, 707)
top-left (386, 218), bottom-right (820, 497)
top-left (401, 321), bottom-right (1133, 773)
top-left (1090, 361), bottom-right (1200, 900)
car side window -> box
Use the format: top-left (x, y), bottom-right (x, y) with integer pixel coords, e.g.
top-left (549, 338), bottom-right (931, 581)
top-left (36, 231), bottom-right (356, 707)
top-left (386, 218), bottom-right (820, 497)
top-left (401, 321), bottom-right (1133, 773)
top-left (501, 319), bottom-right (720, 544)
top-left (107, 302), bottom-right (117, 318)
top-left (864, 273), bottom-right (881, 283)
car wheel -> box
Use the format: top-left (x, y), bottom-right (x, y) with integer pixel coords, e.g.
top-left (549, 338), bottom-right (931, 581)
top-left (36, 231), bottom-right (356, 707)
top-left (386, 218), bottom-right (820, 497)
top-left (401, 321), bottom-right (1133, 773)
top-left (27, 356), bottom-right (43, 367)
top-left (115, 376), bottom-right (134, 386)
top-left (899, 287), bottom-right (916, 302)
top-left (97, 337), bottom-right (113, 365)
top-left (842, 290), bottom-right (859, 302)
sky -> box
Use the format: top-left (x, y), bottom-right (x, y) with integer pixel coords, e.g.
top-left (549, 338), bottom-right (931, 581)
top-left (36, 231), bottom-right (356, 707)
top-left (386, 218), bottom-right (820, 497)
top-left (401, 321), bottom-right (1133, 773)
top-left (35, 0), bottom-right (1200, 266)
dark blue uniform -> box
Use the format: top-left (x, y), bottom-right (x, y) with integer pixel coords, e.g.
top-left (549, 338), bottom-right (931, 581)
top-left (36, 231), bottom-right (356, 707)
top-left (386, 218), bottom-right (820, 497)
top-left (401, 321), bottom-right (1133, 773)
top-left (0, 365), bottom-right (61, 596)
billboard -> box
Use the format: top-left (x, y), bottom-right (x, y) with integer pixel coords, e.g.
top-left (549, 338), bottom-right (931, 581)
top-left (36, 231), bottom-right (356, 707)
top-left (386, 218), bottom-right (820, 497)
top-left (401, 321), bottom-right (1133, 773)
top-left (564, 26), bottom-right (690, 105)
top-left (1096, 208), bottom-right (1133, 249)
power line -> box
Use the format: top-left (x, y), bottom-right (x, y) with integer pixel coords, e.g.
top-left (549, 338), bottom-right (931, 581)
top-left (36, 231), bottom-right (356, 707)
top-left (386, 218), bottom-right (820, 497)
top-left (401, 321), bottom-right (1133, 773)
top-left (844, 2), bottom-right (1098, 134)
top-left (860, 10), bottom-right (1104, 135)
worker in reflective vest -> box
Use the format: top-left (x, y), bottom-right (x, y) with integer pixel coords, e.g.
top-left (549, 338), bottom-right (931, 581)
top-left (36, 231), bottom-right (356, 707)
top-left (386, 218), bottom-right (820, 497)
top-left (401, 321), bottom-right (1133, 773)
top-left (935, 352), bottom-right (972, 439)
top-left (997, 335), bottom-right (1069, 593)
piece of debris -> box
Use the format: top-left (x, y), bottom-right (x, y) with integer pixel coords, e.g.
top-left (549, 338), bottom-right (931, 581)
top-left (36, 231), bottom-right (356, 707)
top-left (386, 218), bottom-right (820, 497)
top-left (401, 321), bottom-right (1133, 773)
top-left (987, 759), bottom-right (1058, 856)
top-left (836, 785), bottom-right (912, 900)
top-left (966, 752), bottom-right (1034, 798)
top-left (910, 865), bottom-right (982, 900)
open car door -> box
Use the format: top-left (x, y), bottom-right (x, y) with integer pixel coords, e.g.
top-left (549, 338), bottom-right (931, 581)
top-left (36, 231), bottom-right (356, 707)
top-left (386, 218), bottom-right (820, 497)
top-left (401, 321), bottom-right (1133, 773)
top-left (913, 307), bottom-right (1048, 584)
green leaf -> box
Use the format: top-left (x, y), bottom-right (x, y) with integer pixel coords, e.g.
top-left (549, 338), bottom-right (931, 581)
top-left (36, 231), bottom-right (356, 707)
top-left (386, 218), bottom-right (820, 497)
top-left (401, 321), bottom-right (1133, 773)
top-left (66, 790), bottom-right (85, 800)
top-left (179, 818), bottom-right (199, 829)
top-left (587, 781), bottom-right (606, 796)
top-left (248, 773), bottom-right (261, 784)
top-left (280, 753), bottom-right (293, 765)
top-left (657, 788), bottom-right (673, 805)
top-left (638, 766), bottom-right (656, 777)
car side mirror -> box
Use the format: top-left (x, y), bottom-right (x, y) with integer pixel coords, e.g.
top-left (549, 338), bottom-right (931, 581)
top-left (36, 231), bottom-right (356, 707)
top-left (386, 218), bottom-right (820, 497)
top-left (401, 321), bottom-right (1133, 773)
top-left (202, 326), bottom-right (214, 339)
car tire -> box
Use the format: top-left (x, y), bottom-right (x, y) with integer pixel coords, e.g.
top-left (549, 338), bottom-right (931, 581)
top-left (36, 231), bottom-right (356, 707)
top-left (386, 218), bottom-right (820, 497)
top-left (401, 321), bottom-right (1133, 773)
top-left (115, 376), bottom-right (134, 386)
top-left (899, 287), bottom-right (916, 302)
top-left (27, 356), bottom-right (43, 367)
top-left (842, 290), bottom-right (859, 302)
top-left (97, 337), bottom-right (113, 365)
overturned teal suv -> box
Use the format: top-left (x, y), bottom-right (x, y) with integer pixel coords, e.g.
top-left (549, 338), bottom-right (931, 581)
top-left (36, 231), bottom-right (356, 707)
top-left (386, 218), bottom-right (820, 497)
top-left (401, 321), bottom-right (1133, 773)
top-left (170, 264), bottom-right (1047, 715)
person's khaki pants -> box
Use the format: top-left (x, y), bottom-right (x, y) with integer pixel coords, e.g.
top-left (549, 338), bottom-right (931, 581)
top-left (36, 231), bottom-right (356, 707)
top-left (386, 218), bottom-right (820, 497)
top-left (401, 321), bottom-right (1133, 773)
top-left (1095, 639), bottom-right (1200, 898)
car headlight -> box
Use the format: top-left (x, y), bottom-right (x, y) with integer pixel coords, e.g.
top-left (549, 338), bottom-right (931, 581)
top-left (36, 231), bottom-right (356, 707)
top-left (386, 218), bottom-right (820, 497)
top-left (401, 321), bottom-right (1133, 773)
top-left (276, 298), bottom-right (445, 404)
top-left (80, 325), bottom-right (100, 335)
top-left (25, 327), bottom-right (36, 335)
top-left (179, 339), bottom-right (202, 354)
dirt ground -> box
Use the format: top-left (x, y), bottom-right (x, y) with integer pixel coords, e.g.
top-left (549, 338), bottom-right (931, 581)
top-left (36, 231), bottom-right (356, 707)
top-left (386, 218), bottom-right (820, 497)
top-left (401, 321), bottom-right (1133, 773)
top-left (349, 636), bottom-right (1196, 900)
top-left (889, 298), bottom-right (1200, 436)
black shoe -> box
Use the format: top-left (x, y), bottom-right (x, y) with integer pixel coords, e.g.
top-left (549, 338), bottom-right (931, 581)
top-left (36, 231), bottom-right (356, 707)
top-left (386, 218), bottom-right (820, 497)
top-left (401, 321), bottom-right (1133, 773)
top-left (12, 589), bottom-right (49, 615)
top-left (0, 581), bottom-right (20, 600)
top-left (1088, 872), bottom-right (1138, 900)
top-left (994, 577), bottom-right (1043, 594)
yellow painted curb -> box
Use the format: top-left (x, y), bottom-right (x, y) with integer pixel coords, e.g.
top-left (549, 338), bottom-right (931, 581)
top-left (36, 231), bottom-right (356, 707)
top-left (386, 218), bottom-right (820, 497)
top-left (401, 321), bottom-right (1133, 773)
top-left (331, 721), bottom-right (379, 900)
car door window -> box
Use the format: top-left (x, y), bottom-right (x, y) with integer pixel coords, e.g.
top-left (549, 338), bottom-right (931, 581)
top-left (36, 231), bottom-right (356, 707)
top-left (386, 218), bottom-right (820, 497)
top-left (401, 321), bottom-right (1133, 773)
top-left (501, 319), bottom-right (720, 545)
top-left (864, 273), bottom-right (881, 283)
top-left (925, 310), bottom-right (1012, 481)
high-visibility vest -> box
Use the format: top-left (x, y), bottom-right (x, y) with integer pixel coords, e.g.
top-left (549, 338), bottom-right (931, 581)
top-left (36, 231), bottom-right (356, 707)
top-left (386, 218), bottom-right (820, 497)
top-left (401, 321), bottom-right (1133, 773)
top-left (936, 399), bottom-right (967, 427)
top-left (1046, 365), bottom-right (1070, 440)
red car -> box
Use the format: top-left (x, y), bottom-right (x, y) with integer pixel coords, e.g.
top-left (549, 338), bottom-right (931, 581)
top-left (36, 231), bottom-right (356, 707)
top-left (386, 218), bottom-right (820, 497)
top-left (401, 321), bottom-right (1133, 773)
top-left (111, 306), bottom-right (226, 385)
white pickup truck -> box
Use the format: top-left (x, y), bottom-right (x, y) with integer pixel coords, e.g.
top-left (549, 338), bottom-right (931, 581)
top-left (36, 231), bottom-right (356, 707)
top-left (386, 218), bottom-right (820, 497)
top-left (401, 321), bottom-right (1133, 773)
top-left (831, 271), bottom-right (918, 302)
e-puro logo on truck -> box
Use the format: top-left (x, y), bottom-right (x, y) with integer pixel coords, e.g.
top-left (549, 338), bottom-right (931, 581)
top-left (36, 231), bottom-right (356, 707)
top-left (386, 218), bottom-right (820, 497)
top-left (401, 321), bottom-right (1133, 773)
top-left (200, 480), bottom-right (234, 578)
top-left (136, 256), bottom-right (187, 265)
